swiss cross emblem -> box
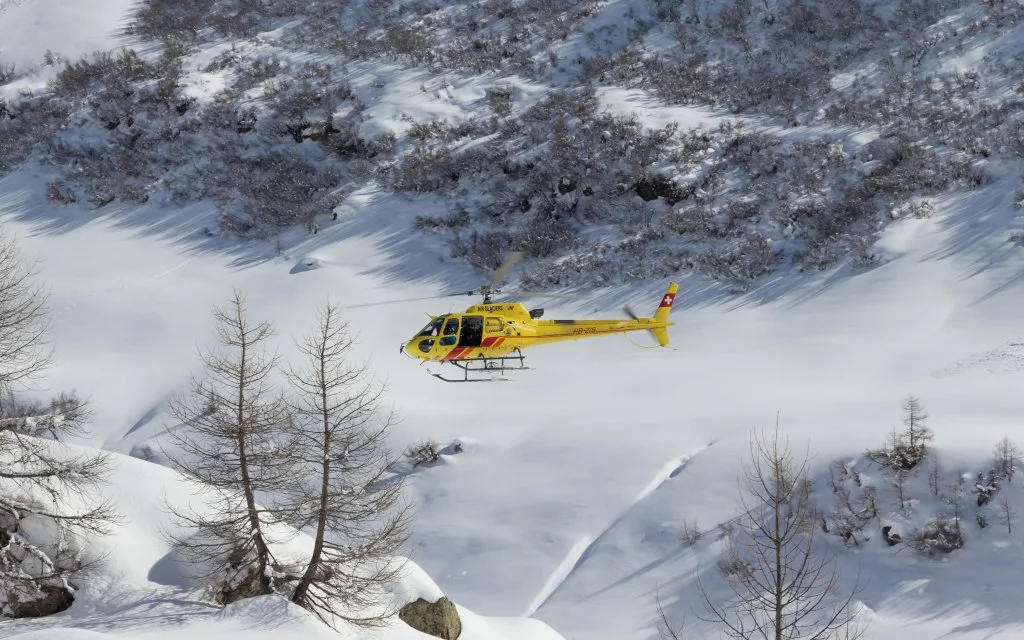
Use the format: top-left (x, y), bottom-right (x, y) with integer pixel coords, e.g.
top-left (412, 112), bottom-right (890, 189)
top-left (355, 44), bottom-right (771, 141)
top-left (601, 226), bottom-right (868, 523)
top-left (662, 293), bottom-right (675, 307)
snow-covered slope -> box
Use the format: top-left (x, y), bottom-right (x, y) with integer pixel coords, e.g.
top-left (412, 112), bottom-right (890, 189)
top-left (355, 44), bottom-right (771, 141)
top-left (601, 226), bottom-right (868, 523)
top-left (0, 0), bottom-right (135, 69)
top-left (3, 151), bottom-right (1024, 639)
top-left (3, 440), bottom-right (565, 640)
top-left (4, 0), bottom-right (1024, 639)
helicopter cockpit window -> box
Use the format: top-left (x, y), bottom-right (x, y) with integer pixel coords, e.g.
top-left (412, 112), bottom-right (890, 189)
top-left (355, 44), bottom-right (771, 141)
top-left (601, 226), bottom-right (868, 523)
top-left (417, 317), bottom-right (444, 337)
top-left (439, 317), bottom-right (460, 346)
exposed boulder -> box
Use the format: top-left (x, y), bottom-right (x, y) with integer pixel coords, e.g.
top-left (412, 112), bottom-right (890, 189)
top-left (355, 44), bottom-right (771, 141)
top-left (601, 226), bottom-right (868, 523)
top-left (399, 596), bottom-right (462, 639)
top-left (635, 174), bottom-right (683, 203)
top-left (882, 525), bottom-right (901, 546)
top-left (8, 585), bottom-right (74, 618)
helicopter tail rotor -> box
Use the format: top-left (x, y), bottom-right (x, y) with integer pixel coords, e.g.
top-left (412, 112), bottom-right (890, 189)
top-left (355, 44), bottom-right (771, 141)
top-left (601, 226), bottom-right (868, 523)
top-left (622, 282), bottom-right (678, 347)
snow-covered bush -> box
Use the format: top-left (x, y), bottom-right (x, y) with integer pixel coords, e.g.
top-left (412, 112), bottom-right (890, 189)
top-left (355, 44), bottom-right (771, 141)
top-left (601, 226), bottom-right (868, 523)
top-left (1, 393), bottom-right (115, 618)
top-left (679, 520), bottom-right (702, 547)
top-left (46, 182), bottom-right (77, 205)
top-left (867, 397), bottom-right (933, 473)
top-left (905, 517), bottom-right (964, 556)
top-left (824, 459), bottom-right (877, 547)
top-left (405, 439), bottom-right (442, 468)
top-left (972, 471), bottom-right (999, 507)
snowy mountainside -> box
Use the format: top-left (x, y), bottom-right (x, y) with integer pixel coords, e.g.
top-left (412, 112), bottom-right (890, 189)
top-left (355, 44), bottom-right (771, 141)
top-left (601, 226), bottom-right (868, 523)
top-left (3, 1), bottom-right (1024, 640)
top-left (1, 0), bottom-right (1021, 292)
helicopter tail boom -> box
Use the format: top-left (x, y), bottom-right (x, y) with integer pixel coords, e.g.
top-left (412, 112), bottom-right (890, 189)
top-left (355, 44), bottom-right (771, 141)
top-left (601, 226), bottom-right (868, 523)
top-left (651, 282), bottom-right (678, 346)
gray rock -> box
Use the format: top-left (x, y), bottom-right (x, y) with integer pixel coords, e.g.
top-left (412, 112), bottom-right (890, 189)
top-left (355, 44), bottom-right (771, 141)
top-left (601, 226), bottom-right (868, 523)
top-left (398, 596), bottom-right (462, 639)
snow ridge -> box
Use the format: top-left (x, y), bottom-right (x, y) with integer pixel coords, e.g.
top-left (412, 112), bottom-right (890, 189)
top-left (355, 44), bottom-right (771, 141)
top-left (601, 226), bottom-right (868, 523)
top-left (523, 442), bottom-right (714, 616)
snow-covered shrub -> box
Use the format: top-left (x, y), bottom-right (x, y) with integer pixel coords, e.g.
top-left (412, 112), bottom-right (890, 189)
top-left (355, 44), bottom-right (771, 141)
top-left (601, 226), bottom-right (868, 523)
top-left (824, 459), bottom-right (877, 547)
top-left (46, 182), bottom-right (77, 204)
top-left (694, 235), bottom-right (779, 287)
top-left (867, 397), bottom-right (933, 473)
top-left (972, 471), bottom-right (999, 507)
top-left (414, 206), bottom-right (471, 231)
top-left (664, 205), bottom-right (713, 235)
top-left (486, 86), bottom-right (514, 117)
top-left (0, 393), bottom-right (114, 618)
top-left (405, 439), bottom-right (441, 468)
top-left (680, 520), bottom-right (702, 547)
top-left (905, 517), bottom-right (964, 556)
top-left (992, 436), bottom-right (1020, 480)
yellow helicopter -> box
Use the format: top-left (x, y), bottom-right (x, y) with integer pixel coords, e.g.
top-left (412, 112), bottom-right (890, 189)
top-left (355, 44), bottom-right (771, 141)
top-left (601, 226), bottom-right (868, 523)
top-left (350, 252), bottom-right (678, 382)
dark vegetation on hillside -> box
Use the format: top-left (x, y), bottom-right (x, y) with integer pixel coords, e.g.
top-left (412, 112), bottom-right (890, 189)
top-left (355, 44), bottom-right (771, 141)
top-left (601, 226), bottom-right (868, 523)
top-left (1, 0), bottom-right (1021, 289)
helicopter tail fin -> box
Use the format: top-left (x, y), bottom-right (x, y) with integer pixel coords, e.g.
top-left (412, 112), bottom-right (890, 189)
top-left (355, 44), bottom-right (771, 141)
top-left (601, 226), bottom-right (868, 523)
top-left (651, 282), bottom-right (678, 347)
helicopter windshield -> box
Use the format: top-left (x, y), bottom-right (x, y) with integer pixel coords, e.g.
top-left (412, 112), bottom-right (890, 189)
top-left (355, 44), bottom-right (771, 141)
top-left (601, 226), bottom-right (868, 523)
top-left (417, 317), bottom-right (444, 337)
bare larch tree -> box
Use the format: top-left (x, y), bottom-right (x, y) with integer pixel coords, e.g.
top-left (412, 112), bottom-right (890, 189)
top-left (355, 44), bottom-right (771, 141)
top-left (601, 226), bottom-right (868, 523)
top-left (285, 301), bottom-right (410, 628)
top-left (993, 436), bottom-right (1020, 481)
top-left (697, 424), bottom-right (864, 640)
top-left (884, 428), bottom-right (910, 512)
top-left (998, 497), bottom-right (1015, 534)
top-left (163, 291), bottom-right (294, 603)
top-left (901, 396), bottom-right (932, 454)
top-left (0, 226), bottom-right (115, 617)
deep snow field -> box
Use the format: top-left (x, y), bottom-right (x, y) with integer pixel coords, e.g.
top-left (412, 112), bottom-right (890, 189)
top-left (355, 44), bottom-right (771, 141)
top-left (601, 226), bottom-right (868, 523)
top-left (6, 1), bottom-right (1024, 639)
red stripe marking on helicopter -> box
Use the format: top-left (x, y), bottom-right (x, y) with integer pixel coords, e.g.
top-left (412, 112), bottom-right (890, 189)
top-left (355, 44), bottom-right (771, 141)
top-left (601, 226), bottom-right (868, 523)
top-left (442, 348), bottom-right (461, 362)
top-left (481, 337), bottom-right (499, 347)
top-left (443, 347), bottom-right (471, 362)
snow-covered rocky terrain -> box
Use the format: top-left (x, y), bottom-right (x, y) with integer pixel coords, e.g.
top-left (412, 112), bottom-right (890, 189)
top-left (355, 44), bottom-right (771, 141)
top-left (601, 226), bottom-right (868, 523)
top-left (4, 1), bottom-right (1024, 639)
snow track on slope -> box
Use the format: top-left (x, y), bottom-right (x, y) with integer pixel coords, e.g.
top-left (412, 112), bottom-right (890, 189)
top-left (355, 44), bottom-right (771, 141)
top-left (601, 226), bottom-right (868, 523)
top-left (523, 442), bottom-right (714, 617)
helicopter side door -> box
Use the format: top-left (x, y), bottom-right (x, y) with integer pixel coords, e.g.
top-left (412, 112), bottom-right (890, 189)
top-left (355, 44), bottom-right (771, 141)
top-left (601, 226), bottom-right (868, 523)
top-left (458, 315), bottom-right (483, 348)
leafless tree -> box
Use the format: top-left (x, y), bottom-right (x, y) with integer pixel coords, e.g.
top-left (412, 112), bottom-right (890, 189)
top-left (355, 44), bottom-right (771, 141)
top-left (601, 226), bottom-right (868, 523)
top-left (927, 455), bottom-right (942, 497)
top-left (163, 291), bottom-right (294, 604)
top-left (998, 497), bottom-right (1015, 535)
top-left (901, 396), bottom-right (932, 454)
top-left (943, 476), bottom-right (965, 536)
top-left (883, 429), bottom-right (910, 512)
top-left (0, 228), bottom-right (53, 395)
top-left (697, 424), bottom-right (865, 640)
top-left (0, 227), bottom-right (115, 617)
top-left (285, 301), bottom-right (411, 628)
top-left (993, 436), bottom-right (1020, 481)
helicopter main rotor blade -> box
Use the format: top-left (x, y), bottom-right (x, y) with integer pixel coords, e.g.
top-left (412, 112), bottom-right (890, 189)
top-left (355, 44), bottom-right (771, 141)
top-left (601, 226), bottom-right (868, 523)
top-left (344, 293), bottom-right (466, 309)
top-left (487, 251), bottom-right (524, 288)
top-left (499, 289), bottom-right (591, 301)
top-left (623, 305), bottom-right (639, 320)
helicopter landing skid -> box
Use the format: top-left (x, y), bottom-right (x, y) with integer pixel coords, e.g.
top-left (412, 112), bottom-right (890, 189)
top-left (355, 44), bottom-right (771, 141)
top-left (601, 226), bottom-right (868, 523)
top-left (431, 349), bottom-right (530, 383)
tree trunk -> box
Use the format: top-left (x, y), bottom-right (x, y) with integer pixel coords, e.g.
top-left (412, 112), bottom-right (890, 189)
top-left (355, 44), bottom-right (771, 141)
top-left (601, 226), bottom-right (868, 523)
top-left (236, 340), bottom-right (272, 594)
top-left (292, 346), bottom-right (331, 606)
